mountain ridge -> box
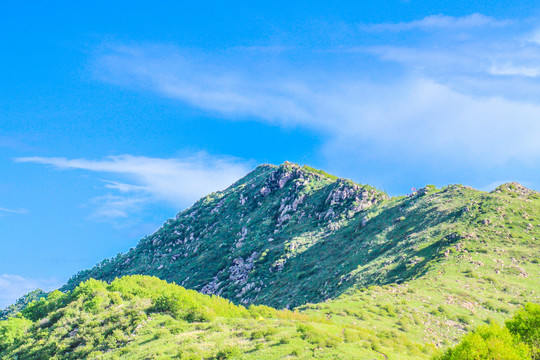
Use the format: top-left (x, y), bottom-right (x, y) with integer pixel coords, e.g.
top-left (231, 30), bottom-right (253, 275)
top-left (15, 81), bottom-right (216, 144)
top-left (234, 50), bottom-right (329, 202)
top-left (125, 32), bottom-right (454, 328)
top-left (60, 162), bottom-right (539, 310)
top-left (62, 162), bottom-right (390, 307)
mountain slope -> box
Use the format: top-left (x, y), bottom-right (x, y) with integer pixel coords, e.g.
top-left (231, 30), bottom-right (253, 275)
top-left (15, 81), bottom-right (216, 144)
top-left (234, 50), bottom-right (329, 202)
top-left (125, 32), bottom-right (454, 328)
top-left (64, 162), bottom-right (389, 307)
top-left (300, 181), bottom-right (540, 346)
top-left (0, 275), bottom-right (430, 360)
top-left (63, 163), bottom-right (540, 314)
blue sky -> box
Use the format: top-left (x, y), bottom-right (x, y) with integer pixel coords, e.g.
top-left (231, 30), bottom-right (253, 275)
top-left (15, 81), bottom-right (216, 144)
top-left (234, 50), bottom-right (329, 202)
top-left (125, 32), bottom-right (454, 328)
top-left (2, 1), bottom-right (540, 307)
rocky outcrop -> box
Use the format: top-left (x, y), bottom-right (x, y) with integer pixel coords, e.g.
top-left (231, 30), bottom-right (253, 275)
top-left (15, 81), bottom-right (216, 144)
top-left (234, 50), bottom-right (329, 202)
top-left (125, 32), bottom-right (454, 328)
top-left (229, 252), bottom-right (258, 286)
top-left (493, 182), bottom-right (539, 199)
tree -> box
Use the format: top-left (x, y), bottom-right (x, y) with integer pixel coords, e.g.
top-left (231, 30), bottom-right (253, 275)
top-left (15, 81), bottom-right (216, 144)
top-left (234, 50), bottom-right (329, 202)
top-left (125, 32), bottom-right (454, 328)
top-left (506, 303), bottom-right (540, 359)
top-left (434, 323), bottom-right (530, 360)
top-left (0, 317), bottom-right (32, 352)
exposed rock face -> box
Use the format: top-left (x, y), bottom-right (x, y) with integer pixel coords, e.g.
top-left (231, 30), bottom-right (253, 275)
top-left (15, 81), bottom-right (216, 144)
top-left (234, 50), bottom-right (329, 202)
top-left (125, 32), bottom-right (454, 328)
top-left (201, 276), bottom-right (222, 295)
top-left (229, 252), bottom-right (258, 285)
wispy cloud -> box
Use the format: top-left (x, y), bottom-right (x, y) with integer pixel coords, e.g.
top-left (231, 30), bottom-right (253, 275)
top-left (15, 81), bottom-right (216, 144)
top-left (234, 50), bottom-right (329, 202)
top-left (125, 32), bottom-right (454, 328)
top-left (94, 45), bottom-right (313, 125)
top-left (489, 64), bottom-right (540, 77)
top-left (89, 195), bottom-right (150, 220)
top-left (92, 42), bottom-right (540, 168)
top-left (16, 154), bottom-right (251, 219)
top-left (364, 13), bottom-right (510, 32)
top-left (0, 274), bottom-right (60, 308)
top-left (0, 207), bottom-right (27, 214)
top-left (84, 13), bottom-right (540, 192)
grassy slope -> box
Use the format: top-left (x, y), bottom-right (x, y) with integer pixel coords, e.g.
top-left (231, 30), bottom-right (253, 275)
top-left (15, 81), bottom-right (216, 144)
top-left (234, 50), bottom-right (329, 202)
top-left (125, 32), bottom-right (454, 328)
top-left (0, 276), bottom-right (430, 360)
top-left (301, 182), bottom-right (540, 354)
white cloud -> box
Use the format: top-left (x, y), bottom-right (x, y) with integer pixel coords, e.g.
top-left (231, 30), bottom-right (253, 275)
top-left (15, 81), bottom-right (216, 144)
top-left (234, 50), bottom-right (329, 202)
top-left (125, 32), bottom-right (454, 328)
top-left (102, 180), bottom-right (148, 193)
top-left (89, 195), bottom-right (150, 219)
top-left (16, 154), bottom-right (251, 219)
top-left (94, 45), bottom-right (313, 125)
top-left (365, 13), bottom-right (510, 32)
top-left (528, 28), bottom-right (540, 44)
top-left (0, 274), bottom-right (60, 308)
top-left (489, 64), bottom-right (540, 77)
top-left (92, 45), bottom-right (540, 167)
top-left (0, 207), bottom-right (27, 214)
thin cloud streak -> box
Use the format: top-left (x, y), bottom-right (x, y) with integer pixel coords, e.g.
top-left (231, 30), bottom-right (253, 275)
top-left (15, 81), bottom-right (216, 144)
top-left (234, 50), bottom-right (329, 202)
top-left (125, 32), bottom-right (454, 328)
top-left (0, 207), bottom-right (28, 214)
top-left (95, 45), bottom-right (313, 124)
top-left (15, 154), bottom-right (252, 219)
top-left (363, 13), bottom-right (511, 32)
top-left (489, 64), bottom-right (540, 77)
top-left (89, 195), bottom-right (150, 219)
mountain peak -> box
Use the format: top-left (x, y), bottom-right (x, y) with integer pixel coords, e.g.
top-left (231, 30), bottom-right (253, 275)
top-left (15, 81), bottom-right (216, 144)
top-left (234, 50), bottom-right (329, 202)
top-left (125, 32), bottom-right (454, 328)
top-left (492, 181), bottom-right (538, 198)
top-left (63, 162), bottom-right (389, 306)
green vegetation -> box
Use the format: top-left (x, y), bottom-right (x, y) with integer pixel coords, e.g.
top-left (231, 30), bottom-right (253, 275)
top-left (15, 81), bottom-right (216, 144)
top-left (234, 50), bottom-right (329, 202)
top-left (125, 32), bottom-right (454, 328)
top-left (434, 302), bottom-right (540, 360)
top-left (301, 165), bottom-right (338, 181)
top-left (506, 303), bottom-right (540, 359)
top-left (0, 275), bottom-right (424, 359)
top-left (0, 289), bottom-right (46, 321)
top-left (434, 324), bottom-right (530, 360)
top-left (2, 163), bottom-right (540, 359)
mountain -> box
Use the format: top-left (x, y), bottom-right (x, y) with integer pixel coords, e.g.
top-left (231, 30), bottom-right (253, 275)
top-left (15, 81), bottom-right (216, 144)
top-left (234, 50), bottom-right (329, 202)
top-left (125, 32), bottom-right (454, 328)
top-left (2, 162), bottom-right (540, 359)
top-left (64, 162), bottom-right (539, 307)
top-left (64, 162), bottom-right (390, 308)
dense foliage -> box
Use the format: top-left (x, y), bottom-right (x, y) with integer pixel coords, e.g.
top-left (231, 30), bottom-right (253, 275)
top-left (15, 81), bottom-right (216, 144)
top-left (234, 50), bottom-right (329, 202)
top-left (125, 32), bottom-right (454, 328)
top-left (434, 303), bottom-right (540, 360)
top-left (0, 275), bottom-right (430, 359)
top-left (0, 289), bottom-right (46, 321)
top-left (506, 303), bottom-right (540, 359)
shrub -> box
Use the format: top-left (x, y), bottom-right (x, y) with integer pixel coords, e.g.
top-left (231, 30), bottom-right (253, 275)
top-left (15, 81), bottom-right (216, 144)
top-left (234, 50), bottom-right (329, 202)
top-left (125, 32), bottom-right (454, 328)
top-left (215, 346), bottom-right (241, 359)
top-left (278, 337), bottom-right (290, 344)
top-left (0, 317), bottom-right (32, 351)
top-left (381, 303), bottom-right (397, 317)
top-left (456, 314), bottom-right (470, 325)
top-left (21, 290), bottom-right (68, 322)
top-left (434, 324), bottom-right (530, 360)
top-left (296, 324), bottom-right (342, 348)
top-left (250, 330), bottom-right (264, 340)
top-left (152, 293), bottom-right (215, 322)
top-left (506, 303), bottom-right (540, 359)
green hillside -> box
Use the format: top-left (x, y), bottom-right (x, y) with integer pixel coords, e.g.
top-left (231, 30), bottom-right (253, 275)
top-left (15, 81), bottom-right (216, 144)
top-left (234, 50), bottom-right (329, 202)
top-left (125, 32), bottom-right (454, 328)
top-left (0, 275), bottom-right (430, 359)
top-left (1, 276), bottom-right (537, 360)
top-left (2, 162), bottom-right (539, 359)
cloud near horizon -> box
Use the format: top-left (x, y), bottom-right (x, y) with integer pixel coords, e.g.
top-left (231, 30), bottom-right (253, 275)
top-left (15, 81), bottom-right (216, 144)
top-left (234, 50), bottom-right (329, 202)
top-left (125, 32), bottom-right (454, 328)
top-left (15, 154), bottom-right (252, 219)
